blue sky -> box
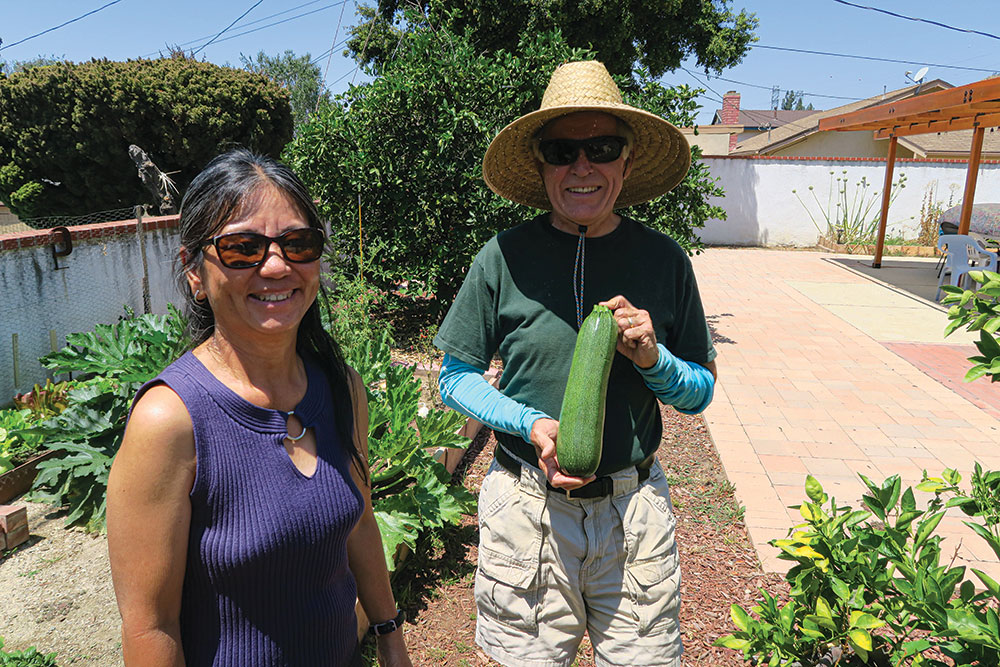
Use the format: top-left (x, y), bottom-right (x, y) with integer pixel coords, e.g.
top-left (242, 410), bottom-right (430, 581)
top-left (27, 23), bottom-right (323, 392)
top-left (2, 1), bottom-right (997, 124)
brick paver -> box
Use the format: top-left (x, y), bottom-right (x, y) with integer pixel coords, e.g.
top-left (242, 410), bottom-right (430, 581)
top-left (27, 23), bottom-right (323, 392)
top-left (691, 248), bottom-right (1000, 577)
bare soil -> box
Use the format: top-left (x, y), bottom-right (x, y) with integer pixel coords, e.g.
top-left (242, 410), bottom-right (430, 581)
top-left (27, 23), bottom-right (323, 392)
top-left (0, 405), bottom-right (786, 667)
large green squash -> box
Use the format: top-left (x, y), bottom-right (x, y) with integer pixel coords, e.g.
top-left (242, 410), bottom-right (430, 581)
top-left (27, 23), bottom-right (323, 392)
top-left (557, 304), bottom-right (619, 477)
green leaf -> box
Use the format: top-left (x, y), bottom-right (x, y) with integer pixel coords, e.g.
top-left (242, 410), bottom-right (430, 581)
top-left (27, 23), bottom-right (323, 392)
top-left (972, 568), bottom-right (1000, 598)
top-left (849, 628), bottom-right (873, 651)
top-left (712, 635), bottom-right (750, 650)
top-left (805, 474), bottom-right (825, 503)
top-left (849, 610), bottom-right (885, 630)
top-left (915, 510), bottom-right (945, 547)
top-left (730, 604), bottom-right (751, 632)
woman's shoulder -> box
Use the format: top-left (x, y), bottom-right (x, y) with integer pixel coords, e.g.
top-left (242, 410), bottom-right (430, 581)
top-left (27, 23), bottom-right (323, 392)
top-left (129, 383), bottom-right (194, 444)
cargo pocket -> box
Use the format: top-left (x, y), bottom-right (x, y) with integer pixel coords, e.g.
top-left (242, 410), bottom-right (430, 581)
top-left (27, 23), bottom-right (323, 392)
top-left (613, 463), bottom-right (681, 635)
top-left (474, 462), bottom-right (546, 633)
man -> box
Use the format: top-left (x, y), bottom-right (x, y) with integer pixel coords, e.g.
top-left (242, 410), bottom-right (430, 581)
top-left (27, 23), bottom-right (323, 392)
top-left (434, 60), bottom-right (718, 666)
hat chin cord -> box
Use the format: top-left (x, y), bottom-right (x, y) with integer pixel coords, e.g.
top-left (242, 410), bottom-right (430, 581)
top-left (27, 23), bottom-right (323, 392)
top-left (573, 224), bottom-right (587, 328)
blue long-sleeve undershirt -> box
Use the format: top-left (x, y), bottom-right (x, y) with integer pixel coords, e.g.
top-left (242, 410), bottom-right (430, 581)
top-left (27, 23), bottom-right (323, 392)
top-left (438, 346), bottom-right (714, 445)
top-left (437, 354), bottom-right (550, 444)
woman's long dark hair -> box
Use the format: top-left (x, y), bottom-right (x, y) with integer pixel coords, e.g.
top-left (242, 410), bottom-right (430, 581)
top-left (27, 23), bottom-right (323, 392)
top-left (176, 148), bottom-right (365, 479)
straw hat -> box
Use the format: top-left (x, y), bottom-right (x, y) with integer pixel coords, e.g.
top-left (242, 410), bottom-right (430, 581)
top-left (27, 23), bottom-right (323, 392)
top-left (482, 60), bottom-right (691, 210)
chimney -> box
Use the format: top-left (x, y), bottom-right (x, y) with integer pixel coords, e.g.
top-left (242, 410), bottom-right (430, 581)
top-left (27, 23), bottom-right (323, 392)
top-left (721, 91), bottom-right (740, 152)
top-left (720, 91), bottom-right (741, 124)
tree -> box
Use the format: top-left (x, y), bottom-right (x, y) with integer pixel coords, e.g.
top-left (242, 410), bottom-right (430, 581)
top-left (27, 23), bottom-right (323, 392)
top-left (347, 0), bottom-right (757, 78)
top-left (780, 90), bottom-right (814, 111)
top-left (240, 50), bottom-right (331, 130)
top-left (285, 28), bottom-right (724, 315)
top-left (0, 55), bottom-right (292, 218)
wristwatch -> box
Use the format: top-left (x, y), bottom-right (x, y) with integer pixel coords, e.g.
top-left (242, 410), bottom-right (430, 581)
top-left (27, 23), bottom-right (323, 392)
top-left (369, 609), bottom-right (406, 636)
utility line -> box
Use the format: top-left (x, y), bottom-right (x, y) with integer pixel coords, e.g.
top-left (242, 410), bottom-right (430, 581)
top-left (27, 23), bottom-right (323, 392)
top-left (831, 0), bottom-right (1000, 41)
top-left (0, 0), bottom-right (125, 51)
top-left (192, 0), bottom-right (264, 57)
top-left (751, 43), bottom-right (997, 74)
top-left (317, 0), bottom-right (350, 110)
top-left (142, 1), bottom-right (340, 57)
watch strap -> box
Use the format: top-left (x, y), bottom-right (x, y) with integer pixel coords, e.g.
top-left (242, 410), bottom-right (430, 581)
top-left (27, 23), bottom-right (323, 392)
top-left (369, 608), bottom-right (405, 636)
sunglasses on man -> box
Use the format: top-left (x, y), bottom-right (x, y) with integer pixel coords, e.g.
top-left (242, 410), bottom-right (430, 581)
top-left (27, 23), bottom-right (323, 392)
top-left (536, 136), bottom-right (629, 166)
top-left (206, 228), bottom-right (326, 269)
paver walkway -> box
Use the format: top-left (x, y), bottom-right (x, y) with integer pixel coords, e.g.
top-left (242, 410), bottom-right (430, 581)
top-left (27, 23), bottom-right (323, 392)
top-left (690, 248), bottom-right (1000, 575)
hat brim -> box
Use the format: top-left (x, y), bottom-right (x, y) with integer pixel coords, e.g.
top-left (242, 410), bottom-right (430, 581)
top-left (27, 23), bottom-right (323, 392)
top-left (482, 104), bottom-right (691, 210)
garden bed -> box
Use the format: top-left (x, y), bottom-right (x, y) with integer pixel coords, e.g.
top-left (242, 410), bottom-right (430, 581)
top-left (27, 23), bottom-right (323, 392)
top-left (0, 451), bottom-right (58, 505)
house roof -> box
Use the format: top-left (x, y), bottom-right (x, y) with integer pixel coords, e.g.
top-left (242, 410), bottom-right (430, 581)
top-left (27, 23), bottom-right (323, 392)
top-left (730, 79), bottom-right (953, 155)
top-left (899, 128), bottom-right (1000, 157)
top-left (712, 108), bottom-right (816, 129)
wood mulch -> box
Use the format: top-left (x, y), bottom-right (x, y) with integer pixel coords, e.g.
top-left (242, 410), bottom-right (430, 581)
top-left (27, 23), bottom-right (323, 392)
top-left (373, 407), bottom-right (788, 666)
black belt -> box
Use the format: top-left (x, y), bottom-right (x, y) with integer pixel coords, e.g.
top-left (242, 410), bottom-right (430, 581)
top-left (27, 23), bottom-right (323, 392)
top-left (494, 445), bottom-right (650, 500)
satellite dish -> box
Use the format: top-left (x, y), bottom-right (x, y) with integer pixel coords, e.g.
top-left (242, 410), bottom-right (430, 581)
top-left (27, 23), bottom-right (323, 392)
top-left (905, 68), bottom-right (929, 84)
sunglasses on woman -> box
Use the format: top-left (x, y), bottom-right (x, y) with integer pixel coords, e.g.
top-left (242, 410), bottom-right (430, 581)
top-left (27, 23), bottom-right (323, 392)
top-left (206, 228), bottom-right (326, 269)
top-left (536, 136), bottom-right (629, 166)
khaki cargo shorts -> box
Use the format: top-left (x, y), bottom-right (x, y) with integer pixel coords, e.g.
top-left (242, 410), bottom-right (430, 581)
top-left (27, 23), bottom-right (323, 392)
top-left (474, 450), bottom-right (682, 667)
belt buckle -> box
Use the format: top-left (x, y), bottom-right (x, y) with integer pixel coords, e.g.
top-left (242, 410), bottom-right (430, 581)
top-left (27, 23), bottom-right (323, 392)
top-left (564, 487), bottom-right (576, 500)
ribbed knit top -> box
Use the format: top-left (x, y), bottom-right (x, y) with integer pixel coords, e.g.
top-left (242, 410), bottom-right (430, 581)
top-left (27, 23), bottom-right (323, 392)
top-left (141, 351), bottom-right (365, 666)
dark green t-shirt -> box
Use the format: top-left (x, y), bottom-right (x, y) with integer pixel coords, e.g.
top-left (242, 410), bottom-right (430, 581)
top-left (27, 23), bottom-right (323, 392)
top-left (434, 214), bottom-right (717, 475)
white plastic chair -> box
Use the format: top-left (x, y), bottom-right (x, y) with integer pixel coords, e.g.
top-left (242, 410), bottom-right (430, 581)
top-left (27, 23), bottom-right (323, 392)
top-left (936, 234), bottom-right (999, 300)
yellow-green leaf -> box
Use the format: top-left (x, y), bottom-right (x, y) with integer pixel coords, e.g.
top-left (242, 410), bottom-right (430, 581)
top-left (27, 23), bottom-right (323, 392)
top-left (850, 627), bottom-right (873, 651)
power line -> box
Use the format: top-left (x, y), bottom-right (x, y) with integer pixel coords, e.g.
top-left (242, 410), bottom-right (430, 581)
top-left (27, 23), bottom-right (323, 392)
top-left (831, 0), bottom-right (1000, 41)
top-left (192, 0), bottom-right (264, 57)
top-left (148, 2), bottom-right (347, 59)
top-left (751, 43), bottom-right (997, 74)
top-left (0, 0), bottom-right (125, 52)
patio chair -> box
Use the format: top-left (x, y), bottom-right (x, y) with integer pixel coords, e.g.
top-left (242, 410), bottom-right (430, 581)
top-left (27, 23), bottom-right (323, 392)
top-left (936, 234), bottom-right (999, 300)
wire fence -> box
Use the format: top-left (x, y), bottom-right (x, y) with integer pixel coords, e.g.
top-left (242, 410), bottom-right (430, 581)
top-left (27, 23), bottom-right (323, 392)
top-left (18, 206), bottom-right (141, 230)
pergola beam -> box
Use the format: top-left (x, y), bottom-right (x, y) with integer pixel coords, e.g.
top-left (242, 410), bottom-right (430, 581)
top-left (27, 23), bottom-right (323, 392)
top-left (873, 112), bottom-right (1000, 138)
top-left (819, 79), bottom-right (1000, 132)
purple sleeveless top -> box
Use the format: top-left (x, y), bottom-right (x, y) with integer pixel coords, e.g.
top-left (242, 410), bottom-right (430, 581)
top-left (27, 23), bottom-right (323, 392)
top-left (139, 351), bottom-right (364, 666)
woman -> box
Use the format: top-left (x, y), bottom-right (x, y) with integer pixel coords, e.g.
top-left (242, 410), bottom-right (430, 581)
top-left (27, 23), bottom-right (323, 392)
top-left (107, 149), bottom-right (412, 666)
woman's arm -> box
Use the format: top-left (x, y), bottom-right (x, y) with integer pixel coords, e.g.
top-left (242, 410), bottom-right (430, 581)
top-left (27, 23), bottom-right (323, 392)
top-left (345, 368), bottom-right (412, 667)
top-left (107, 385), bottom-right (196, 667)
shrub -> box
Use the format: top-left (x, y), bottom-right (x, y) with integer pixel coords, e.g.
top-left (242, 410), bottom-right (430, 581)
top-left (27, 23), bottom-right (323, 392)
top-left (716, 471), bottom-right (1000, 666)
top-left (942, 269), bottom-right (1000, 383)
top-left (0, 55), bottom-right (292, 218)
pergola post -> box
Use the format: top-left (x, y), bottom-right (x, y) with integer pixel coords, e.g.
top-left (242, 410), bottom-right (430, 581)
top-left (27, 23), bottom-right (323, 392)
top-left (872, 135), bottom-right (898, 269)
top-left (958, 125), bottom-right (986, 235)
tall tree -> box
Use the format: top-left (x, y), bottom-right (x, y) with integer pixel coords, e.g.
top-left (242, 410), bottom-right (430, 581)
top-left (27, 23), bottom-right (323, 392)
top-left (240, 50), bottom-right (331, 129)
top-left (285, 28), bottom-right (725, 315)
top-left (347, 0), bottom-right (757, 77)
top-left (0, 54), bottom-right (291, 218)
top-left (780, 90), bottom-right (814, 111)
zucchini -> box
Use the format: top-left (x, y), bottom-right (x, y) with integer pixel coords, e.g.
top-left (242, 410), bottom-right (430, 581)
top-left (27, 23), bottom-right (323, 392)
top-left (557, 304), bottom-right (618, 477)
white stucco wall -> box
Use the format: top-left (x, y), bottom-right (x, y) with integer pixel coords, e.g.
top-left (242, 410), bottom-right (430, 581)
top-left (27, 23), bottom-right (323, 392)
top-left (0, 225), bottom-right (181, 401)
top-left (698, 156), bottom-right (1000, 247)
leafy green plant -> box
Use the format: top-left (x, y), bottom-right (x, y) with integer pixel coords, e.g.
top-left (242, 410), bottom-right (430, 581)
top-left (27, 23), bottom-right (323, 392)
top-left (0, 409), bottom-right (45, 473)
top-left (343, 330), bottom-right (475, 571)
top-left (941, 269), bottom-right (1000, 383)
top-left (0, 637), bottom-right (59, 666)
top-left (13, 379), bottom-right (75, 420)
top-left (793, 171), bottom-right (908, 249)
top-left (12, 305), bottom-right (189, 532)
top-left (716, 471), bottom-right (1000, 666)
top-left (320, 271), bottom-right (394, 357)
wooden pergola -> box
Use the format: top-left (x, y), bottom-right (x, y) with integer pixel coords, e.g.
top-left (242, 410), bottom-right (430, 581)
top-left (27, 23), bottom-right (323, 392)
top-left (818, 76), bottom-right (1000, 268)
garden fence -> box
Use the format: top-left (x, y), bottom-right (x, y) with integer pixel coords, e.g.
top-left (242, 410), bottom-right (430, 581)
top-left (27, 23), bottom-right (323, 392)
top-left (0, 206), bottom-right (181, 403)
